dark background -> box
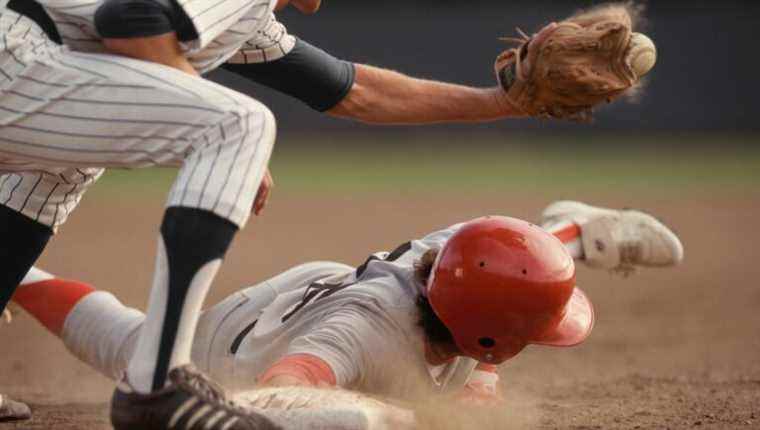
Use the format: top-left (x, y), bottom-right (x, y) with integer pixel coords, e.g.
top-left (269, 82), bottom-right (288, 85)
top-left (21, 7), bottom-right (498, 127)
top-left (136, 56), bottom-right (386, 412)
top-left (208, 0), bottom-right (759, 133)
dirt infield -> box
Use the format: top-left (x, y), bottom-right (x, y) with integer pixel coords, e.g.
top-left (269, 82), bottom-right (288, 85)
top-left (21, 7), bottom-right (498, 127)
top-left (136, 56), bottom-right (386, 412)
top-left (2, 189), bottom-right (759, 429)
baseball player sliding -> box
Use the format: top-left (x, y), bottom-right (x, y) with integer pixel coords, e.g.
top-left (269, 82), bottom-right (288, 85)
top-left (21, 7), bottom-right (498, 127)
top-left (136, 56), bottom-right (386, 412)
top-left (0, 0), bottom-right (656, 427)
top-left (11, 201), bottom-right (683, 428)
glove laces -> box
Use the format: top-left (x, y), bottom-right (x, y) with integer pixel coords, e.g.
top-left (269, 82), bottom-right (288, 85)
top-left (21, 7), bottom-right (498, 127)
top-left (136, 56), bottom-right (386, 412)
top-left (499, 28), bottom-right (532, 83)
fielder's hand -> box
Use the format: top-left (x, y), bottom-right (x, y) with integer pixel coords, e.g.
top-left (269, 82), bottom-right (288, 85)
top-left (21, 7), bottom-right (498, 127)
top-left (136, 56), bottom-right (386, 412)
top-left (253, 169), bottom-right (274, 216)
top-left (494, 3), bottom-right (656, 122)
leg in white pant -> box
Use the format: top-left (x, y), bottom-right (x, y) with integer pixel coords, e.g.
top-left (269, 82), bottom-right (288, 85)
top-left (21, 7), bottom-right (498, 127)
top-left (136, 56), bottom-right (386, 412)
top-left (1, 13), bottom-right (277, 394)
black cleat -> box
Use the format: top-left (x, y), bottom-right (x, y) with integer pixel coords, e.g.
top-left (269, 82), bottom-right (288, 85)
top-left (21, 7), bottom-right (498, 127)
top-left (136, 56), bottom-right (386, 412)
top-left (111, 365), bottom-right (280, 430)
top-left (0, 394), bottom-right (31, 422)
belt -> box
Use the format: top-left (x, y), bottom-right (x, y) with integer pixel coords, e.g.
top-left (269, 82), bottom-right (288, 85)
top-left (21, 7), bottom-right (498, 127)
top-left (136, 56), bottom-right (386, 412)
top-left (7, 0), bottom-right (62, 44)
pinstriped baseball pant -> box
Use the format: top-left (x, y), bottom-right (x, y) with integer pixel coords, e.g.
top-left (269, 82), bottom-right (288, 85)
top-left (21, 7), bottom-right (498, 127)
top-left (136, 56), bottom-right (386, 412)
top-left (0, 10), bottom-right (276, 229)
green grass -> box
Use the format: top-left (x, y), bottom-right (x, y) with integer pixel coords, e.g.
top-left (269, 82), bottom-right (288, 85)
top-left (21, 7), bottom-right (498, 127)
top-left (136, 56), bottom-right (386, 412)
top-left (92, 133), bottom-right (760, 197)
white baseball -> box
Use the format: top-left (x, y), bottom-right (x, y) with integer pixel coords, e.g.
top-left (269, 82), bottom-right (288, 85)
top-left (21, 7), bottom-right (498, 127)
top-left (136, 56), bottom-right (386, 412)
top-left (626, 33), bottom-right (657, 78)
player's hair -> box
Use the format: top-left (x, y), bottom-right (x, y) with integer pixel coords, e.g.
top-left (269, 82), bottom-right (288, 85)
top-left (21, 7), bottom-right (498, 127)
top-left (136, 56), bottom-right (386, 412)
top-left (413, 248), bottom-right (438, 286)
top-left (414, 249), bottom-right (455, 345)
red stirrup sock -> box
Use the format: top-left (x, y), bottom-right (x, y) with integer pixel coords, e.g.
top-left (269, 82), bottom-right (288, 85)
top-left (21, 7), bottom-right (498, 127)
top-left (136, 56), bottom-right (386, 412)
top-left (12, 278), bottom-right (95, 337)
top-left (547, 221), bottom-right (584, 259)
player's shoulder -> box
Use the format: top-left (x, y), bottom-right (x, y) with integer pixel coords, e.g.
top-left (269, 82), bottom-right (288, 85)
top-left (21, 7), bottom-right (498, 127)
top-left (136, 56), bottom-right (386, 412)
top-left (339, 276), bottom-right (420, 317)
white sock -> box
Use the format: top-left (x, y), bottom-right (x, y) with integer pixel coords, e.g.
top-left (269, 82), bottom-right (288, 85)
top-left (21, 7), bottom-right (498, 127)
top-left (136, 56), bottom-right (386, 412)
top-left (124, 207), bottom-right (237, 393)
top-left (125, 238), bottom-right (222, 393)
top-left (62, 291), bottom-right (144, 381)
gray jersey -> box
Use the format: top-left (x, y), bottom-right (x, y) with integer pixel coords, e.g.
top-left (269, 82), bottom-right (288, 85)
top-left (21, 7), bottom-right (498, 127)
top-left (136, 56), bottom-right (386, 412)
top-left (214, 222), bottom-right (473, 397)
top-left (60, 223), bottom-right (480, 398)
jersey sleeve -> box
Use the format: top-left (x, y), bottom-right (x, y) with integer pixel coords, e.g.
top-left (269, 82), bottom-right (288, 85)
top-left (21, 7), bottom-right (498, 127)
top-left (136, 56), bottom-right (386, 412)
top-left (222, 36), bottom-right (355, 112)
top-left (258, 353), bottom-right (337, 386)
top-left (284, 301), bottom-right (399, 387)
top-left (178, 0), bottom-right (277, 52)
top-left (224, 15), bottom-right (297, 65)
top-left (413, 222), bottom-right (467, 252)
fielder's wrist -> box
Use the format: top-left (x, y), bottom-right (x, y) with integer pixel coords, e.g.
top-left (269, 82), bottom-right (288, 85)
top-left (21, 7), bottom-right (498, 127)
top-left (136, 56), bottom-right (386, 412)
top-left (490, 87), bottom-right (526, 118)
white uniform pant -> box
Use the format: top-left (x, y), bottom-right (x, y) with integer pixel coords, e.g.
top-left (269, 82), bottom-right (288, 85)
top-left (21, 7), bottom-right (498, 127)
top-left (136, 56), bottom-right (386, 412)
top-left (0, 9), bottom-right (277, 229)
top-left (62, 262), bottom-right (353, 385)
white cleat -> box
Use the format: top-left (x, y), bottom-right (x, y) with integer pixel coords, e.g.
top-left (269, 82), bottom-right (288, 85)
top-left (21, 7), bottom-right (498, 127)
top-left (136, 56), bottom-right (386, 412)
top-left (542, 201), bottom-right (684, 275)
top-left (0, 394), bottom-right (31, 422)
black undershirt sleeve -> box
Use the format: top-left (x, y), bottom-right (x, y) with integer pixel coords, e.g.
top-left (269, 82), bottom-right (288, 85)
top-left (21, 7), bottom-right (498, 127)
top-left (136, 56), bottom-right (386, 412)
top-left (7, 0), bottom-right (62, 44)
top-left (93, 0), bottom-right (198, 41)
top-left (221, 38), bottom-right (356, 112)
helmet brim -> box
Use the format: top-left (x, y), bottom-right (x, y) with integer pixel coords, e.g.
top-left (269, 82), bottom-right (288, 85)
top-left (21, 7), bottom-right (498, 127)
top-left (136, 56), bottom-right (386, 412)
top-left (530, 287), bottom-right (595, 347)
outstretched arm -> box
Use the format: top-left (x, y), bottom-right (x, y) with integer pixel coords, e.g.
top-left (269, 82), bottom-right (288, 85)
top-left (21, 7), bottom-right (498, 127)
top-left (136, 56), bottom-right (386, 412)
top-left (329, 64), bottom-right (521, 125)
top-left (224, 34), bottom-right (521, 124)
top-left (257, 302), bottom-right (398, 389)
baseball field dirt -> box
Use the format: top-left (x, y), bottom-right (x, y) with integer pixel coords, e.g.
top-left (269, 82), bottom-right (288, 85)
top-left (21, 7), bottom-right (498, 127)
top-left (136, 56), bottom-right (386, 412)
top-left (2, 137), bottom-right (759, 429)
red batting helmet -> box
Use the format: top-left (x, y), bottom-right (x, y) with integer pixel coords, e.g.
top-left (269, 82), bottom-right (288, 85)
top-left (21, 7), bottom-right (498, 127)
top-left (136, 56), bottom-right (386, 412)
top-left (427, 216), bottom-right (594, 364)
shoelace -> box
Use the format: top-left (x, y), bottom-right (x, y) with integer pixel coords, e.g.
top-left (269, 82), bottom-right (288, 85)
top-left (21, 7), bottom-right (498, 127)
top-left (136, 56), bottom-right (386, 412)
top-left (171, 366), bottom-right (250, 417)
top-left (500, 28), bottom-right (532, 83)
top-left (2, 309), bottom-right (12, 324)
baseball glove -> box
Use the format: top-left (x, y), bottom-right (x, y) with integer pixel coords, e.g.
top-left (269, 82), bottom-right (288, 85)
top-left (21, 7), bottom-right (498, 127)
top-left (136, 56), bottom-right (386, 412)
top-left (495, 3), bottom-right (652, 122)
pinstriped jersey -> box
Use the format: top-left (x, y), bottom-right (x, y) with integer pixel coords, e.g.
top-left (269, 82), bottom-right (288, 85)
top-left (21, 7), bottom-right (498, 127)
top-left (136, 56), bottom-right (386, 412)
top-left (7, 0), bottom-right (287, 73)
top-left (0, 2), bottom-right (280, 229)
top-left (174, 0), bottom-right (278, 52)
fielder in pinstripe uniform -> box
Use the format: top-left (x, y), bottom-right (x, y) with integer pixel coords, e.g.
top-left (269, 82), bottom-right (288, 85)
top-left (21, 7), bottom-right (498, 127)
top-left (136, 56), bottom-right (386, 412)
top-left (0, 1), bottom-right (281, 428)
top-left (0, 1), bottom-right (574, 428)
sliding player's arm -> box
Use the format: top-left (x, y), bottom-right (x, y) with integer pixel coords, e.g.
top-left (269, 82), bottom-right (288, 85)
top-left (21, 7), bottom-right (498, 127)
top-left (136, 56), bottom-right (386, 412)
top-left (456, 363), bottom-right (505, 405)
top-left (256, 302), bottom-right (397, 388)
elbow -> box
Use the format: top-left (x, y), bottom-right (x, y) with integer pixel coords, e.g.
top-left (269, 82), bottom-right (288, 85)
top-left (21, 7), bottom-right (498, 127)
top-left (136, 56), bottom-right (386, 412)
top-left (328, 85), bottom-right (386, 124)
top-left (257, 354), bottom-right (338, 388)
top-left (327, 83), bottom-right (404, 125)
top-left (327, 63), bottom-right (404, 124)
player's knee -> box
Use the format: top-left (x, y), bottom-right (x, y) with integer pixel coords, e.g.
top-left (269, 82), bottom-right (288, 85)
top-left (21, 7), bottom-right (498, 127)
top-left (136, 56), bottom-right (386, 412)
top-left (258, 105), bottom-right (277, 153)
top-left (259, 105), bottom-right (277, 145)
top-left (235, 101), bottom-right (277, 148)
top-left (95, 0), bottom-right (181, 39)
